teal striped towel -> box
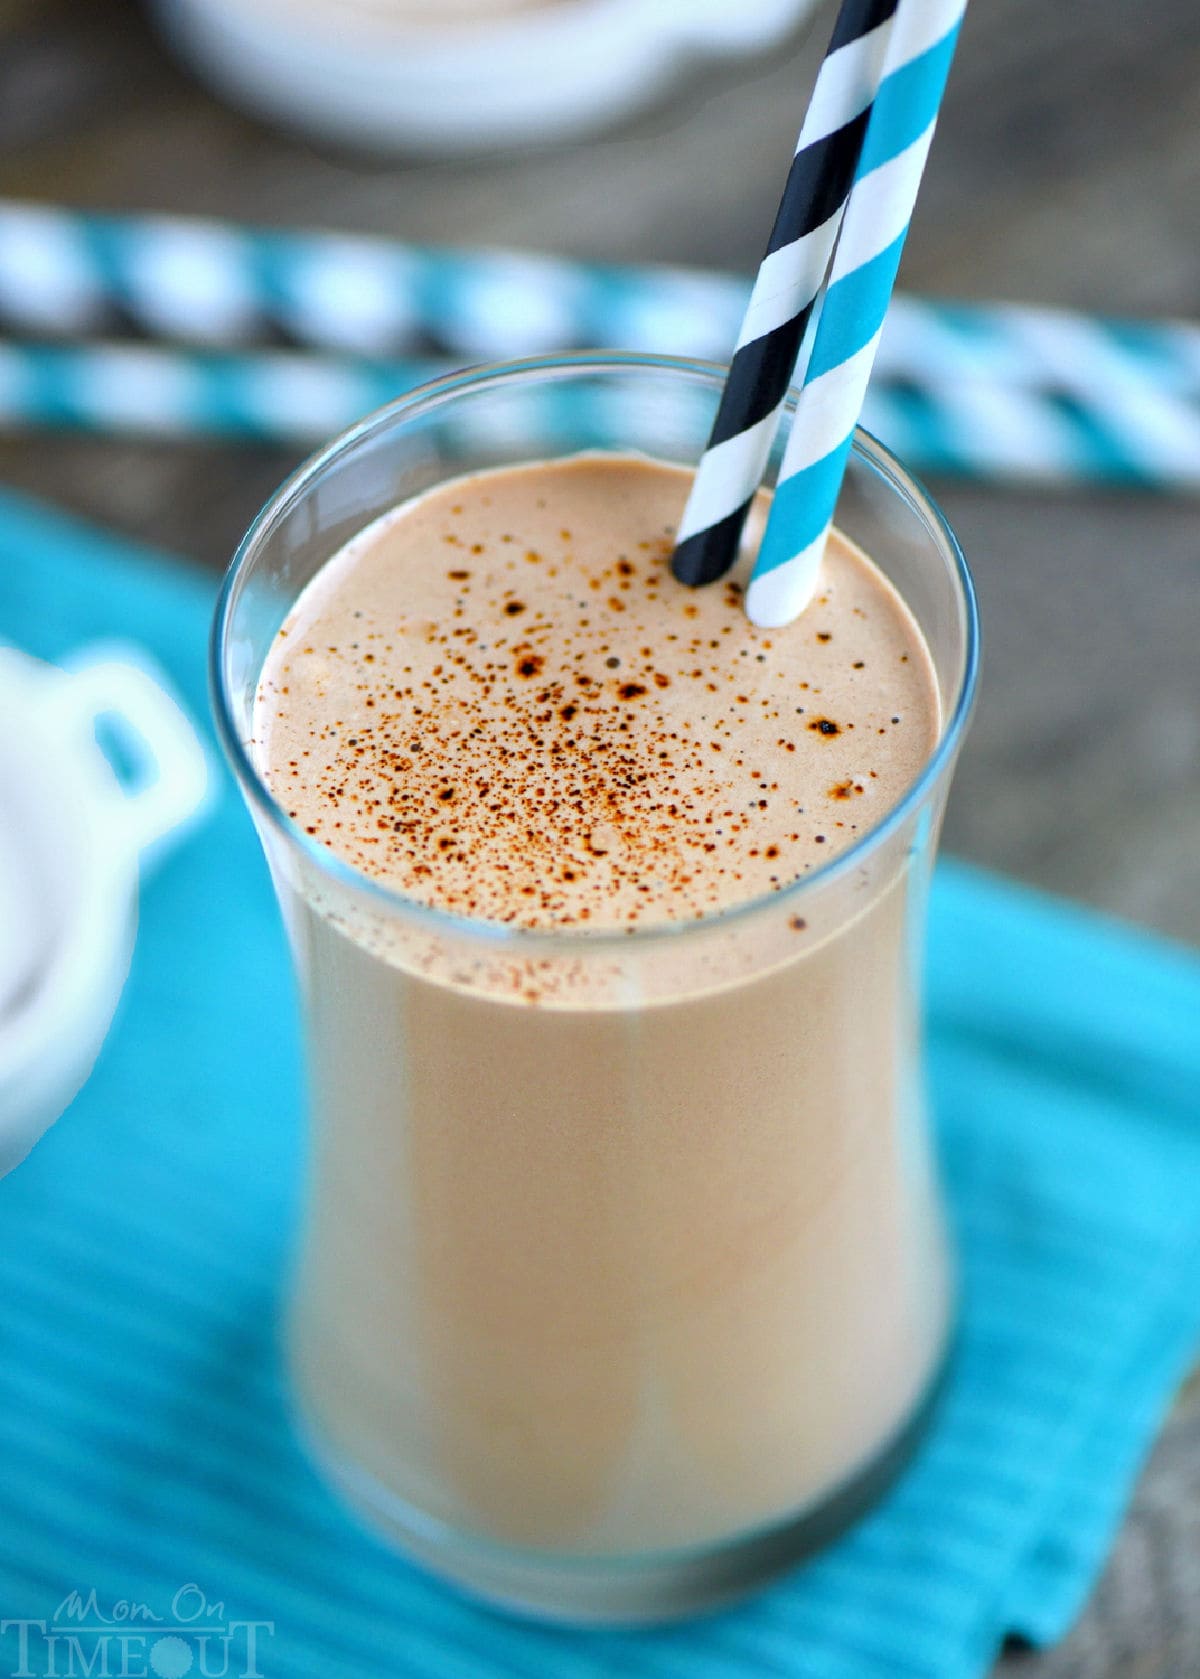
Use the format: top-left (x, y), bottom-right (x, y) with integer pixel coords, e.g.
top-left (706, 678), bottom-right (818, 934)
top-left (1, 488), bottom-right (1199, 1679)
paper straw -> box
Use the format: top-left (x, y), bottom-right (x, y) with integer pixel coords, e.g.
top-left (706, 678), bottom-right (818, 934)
top-left (861, 377), bottom-right (1200, 488)
top-left (878, 296), bottom-right (1200, 401)
top-left (0, 340), bottom-right (443, 441)
top-left (2, 337), bottom-right (1196, 492)
top-left (669, 0), bottom-right (898, 587)
top-left (0, 341), bottom-right (703, 460)
top-left (745, 0), bottom-right (967, 625)
top-left (0, 200), bottom-right (747, 360)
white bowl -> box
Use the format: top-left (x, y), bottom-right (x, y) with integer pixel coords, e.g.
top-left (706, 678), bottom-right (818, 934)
top-left (0, 647), bottom-right (210, 1176)
top-left (150, 0), bottom-right (821, 152)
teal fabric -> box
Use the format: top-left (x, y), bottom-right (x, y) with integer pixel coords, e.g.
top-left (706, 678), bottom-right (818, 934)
top-left (2, 487), bottom-right (1199, 1679)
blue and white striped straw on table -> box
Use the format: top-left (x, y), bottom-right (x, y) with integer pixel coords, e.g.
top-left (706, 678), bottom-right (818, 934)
top-left (1, 335), bottom-right (1198, 496)
top-left (0, 198), bottom-right (747, 362)
top-left (0, 339), bottom-right (445, 443)
top-left (670, 0), bottom-right (898, 587)
top-left (880, 295), bottom-right (1200, 399)
top-left (746, 0), bottom-right (968, 626)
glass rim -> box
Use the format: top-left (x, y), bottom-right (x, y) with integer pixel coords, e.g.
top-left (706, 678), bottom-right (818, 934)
top-left (210, 350), bottom-right (980, 954)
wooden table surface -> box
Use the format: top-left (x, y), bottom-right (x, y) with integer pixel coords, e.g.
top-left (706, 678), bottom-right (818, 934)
top-left (2, 1), bottom-right (1198, 1671)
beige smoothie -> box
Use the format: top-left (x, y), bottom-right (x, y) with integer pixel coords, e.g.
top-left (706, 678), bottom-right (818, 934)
top-left (252, 453), bottom-right (950, 1562)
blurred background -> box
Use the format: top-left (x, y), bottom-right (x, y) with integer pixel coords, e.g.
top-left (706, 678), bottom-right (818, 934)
top-left (0, 4), bottom-right (1198, 1666)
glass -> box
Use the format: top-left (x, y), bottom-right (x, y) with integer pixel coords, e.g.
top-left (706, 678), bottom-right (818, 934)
top-left (212, 353), bottom-right (980, 1623)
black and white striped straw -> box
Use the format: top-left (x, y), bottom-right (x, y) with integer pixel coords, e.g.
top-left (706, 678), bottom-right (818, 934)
top-left (670, 0), bottom-right (899, 588)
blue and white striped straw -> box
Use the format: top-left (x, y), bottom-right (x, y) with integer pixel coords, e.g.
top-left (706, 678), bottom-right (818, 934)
top-left (0, 199), bottom-right (747, 362)
top-left (746, 0), bottom-right (967, 626)
top-left (671, 0), bottom-right (898, 587)
top-left (878, 295), bottom-right (1200, 401)
top-left (0, 336), bottom-right (1196, 491)
top-left (861, 374), bottom-right (1200, 489)
top-left (0, 339), bottom-right (443, 441)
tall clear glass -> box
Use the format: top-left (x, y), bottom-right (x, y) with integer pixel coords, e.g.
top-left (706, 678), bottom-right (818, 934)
top-left (212, 353), bottom-right (979, 1624)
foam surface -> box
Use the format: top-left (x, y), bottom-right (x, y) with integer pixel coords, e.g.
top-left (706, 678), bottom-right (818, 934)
top-left (256, 455), bottom-right (938, 928)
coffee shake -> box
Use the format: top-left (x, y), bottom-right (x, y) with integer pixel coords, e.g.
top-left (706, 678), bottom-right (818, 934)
top-left (251, 452), bottom-right (951, 1570)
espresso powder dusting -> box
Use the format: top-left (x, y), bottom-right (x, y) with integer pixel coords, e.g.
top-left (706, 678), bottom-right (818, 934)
top-left (254, 455), bottom-right (939, 930)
